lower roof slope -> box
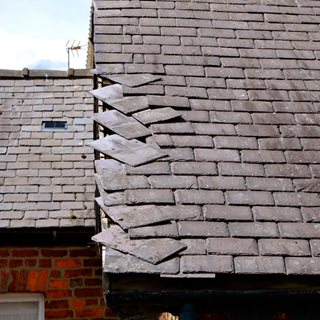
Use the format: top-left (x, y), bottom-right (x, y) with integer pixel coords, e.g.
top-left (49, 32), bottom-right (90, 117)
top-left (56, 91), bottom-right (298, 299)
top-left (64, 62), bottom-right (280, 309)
top-left (0, 70), bottom-right (95, 228)
top-left (91, 0), bottom-right (320, 277)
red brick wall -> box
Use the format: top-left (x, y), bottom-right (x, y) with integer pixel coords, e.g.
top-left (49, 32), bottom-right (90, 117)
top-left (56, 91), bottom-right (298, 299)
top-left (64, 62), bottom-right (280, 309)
top-left (0, 246), bottom-right (117, 320)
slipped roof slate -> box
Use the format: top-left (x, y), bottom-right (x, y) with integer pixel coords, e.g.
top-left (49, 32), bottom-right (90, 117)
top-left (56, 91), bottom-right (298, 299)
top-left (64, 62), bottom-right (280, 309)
top-left (91, 0), bottom-right (320, 276)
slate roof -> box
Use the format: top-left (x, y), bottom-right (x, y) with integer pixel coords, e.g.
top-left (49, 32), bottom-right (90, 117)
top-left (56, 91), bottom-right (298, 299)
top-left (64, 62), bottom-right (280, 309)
top-left (0, 69), bottom-right (95, 228)
top-left (91, 0), bottom-right (320, 276)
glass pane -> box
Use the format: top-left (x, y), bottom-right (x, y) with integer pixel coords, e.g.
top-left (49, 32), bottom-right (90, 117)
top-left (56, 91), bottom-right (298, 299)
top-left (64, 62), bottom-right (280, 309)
top-left (0, 302), bottom-right (38, 320)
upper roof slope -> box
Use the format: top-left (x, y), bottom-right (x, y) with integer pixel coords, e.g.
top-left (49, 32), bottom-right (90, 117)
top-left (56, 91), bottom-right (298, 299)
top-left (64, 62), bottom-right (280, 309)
top-left (91, 0), bottom-right (320, 276)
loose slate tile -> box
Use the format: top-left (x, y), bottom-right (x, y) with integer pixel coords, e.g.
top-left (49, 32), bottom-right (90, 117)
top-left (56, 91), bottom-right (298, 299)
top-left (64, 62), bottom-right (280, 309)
top-left (132, 107), bottom-right (182, 125)
top-left (93, 110), bottom-right (151, 139)
top-left (107, 96), bottom-right (150, 114)
top-left (103, 205), bottom-right (170, 230)
top-left (90, 84), bottom-right (123, 103)
top-left (103, 248), bottom-right (179, 274)
top-left (106, 74), bottom-right (161, 87)
top-left (93, 225), bottom-right (186, 264)
top-left (88, 134), bottom-right (167, 166)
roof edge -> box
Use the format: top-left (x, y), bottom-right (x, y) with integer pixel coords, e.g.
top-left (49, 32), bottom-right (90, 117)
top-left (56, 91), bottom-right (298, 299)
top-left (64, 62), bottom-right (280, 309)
top-left (0, 68), bottom-right (93, 79)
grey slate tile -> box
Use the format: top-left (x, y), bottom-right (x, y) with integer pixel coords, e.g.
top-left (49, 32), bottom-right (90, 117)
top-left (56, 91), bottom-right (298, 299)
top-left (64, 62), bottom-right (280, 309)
top-left (178, 221), bottom-right (229, 237)
top-left (253, 206), bottom-right (302, 222)
top-left (286, 257), bottom-right (320, 275)
top-left (95, 159), bottom-right (125, 175)
top-left (98, 173), bottom-right (149, 191)
top-left (175, 190), bottom-right (224, 205)
top-left (128, 222), bottom-right (179, 238)
top-left (179, 239), bottom-right (206, 255)
top-left (181, 255), bottom-right (233, 274)
top-left (207, 238), bottom-right (258, 256)
top-left (310, 240), bottom-right (320, 256)
top-left (258, 239), bottom-right (310, 256)
top-left (125, 189), bottom-right (175, 204)
top-left (148, 175), bottom-right (198, 189)
top-left (203, 205), bottom-right (252, 221)
top-left (171, 162), bottom-right (217, 175)
top-left (301, 207), bottom-right (320, 222)
top-left (273, 192), bottom-right (320, 207)
top-left (199, 176), bottom-right (246, 191)
top-left (93, 110), bottom-right (151, 139)
top-left (229, 222), bottom-right (279, 238)
top-left (279, 223), bottom-right (320, 239)
top-left (247, 177), bottom-right (294, 191)
top-left (234, 256), bottom-right (285, 274)
top-left (195, 149), bottom-right (240, 162)
top-left (294, 179), bottom-right (320, 193)
top-left (88, 134), bottom-right (167, 167)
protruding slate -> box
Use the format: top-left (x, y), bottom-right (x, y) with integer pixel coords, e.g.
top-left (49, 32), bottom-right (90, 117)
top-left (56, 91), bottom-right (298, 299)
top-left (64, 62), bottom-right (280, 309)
top-left (101, 205), bottom-right (171, 230)
top-left (103, 248), bottom-right (179, 274)
top-left (106, 74), bottom-right (161, 87)
top-left (90, 84), bottom-right (123, 103)
top-left (107, 96), bottom-right (150, 114)
top-left (93, 225), bottom-right (186, 264)
top-left (93, 110), bottom-right (151, 139)
top-left (132, 107), bottom-right (182, 125)
top-left (88, 134), bottom-right (167, 166)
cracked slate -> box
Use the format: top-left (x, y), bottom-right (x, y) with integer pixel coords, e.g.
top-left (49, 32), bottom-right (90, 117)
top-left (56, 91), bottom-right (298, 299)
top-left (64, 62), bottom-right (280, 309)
top-left (88, 134), bottom-right (167, 166)
top-left (105, 73), bottom-right (161, 87)
top-left (93, 110), bottom-right (151, 139)
top-left (93, 225), bottom-right (187, 264)
top-left (132, 107), bottom-right (182, 125)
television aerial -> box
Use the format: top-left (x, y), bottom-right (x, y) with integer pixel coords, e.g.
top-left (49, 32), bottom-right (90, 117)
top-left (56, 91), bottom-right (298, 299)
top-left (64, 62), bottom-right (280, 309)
top-left (66, 40), bottom-right (87, 69)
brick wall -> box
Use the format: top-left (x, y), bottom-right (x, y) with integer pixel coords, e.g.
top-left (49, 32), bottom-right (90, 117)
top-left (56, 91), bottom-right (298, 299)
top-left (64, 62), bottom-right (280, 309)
top-left (0, 73), bottom-right (96, 228)
top-left (0, 245), bottom-right (117, 320)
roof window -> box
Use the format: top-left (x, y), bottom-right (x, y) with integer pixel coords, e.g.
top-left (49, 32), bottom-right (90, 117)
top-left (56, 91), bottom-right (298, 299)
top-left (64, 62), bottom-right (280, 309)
top-left (42, 121), bottom-right (67, 131)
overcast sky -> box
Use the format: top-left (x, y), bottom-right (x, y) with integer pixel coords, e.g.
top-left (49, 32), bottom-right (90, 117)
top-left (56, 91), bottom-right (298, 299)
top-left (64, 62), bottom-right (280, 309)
top-left (0, 0), bottom-right (92, 70)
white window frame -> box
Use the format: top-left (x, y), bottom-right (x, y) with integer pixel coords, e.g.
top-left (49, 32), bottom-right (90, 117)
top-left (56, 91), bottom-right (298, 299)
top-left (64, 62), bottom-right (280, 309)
top-left (0, 293), bottom-right (44, 320)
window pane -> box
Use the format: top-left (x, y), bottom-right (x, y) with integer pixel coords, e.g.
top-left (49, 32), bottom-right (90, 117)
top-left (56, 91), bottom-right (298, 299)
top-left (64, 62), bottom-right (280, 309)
top-left (0, 302), bottom-right (38, 320)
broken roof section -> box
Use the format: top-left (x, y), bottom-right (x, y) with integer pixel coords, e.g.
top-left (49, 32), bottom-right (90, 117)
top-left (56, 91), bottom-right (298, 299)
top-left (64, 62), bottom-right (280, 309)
top-left (91, 0), bottom-right (320, 276)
